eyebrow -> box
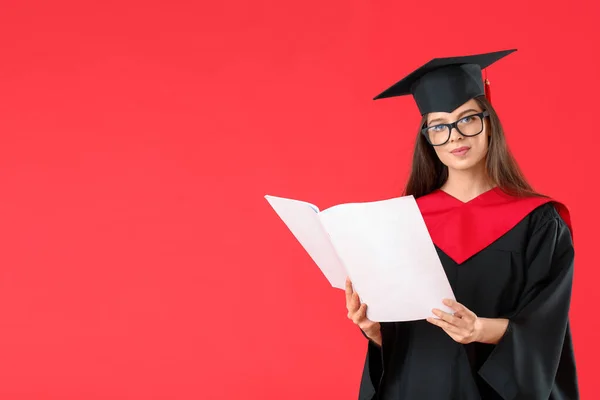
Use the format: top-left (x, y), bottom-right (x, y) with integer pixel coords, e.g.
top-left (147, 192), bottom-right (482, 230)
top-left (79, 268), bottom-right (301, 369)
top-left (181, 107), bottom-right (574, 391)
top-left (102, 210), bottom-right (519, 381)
top-left (428, 108), bottom-right (480, 125)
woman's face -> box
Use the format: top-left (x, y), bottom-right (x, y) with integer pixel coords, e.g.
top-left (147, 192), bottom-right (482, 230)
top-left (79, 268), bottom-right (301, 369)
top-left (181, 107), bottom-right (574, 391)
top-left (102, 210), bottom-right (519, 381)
top-left (424, 99), bottom-right (490, 172)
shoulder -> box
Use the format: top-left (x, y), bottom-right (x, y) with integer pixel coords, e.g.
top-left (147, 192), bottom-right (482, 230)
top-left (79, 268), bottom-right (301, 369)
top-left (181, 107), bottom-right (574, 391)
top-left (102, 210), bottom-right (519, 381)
top-left (528, 201), bottom-right (561, 224)
top-left (415, 189), bottom-right (454, 214)
top-left (415, 190), bottom-right (439, 213)
top-left (526, 199), bottom-right (572, 238)
top-left (495, 187), bottom-right (572, 231)
top-left (414, 189), bottom-right (438, 203)
top-left (521, 200), bottom-right (575, 265)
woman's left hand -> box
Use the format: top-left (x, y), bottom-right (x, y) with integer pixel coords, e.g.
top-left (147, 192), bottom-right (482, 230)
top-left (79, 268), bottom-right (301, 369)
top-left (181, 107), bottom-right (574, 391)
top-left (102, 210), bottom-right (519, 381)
top-left (426, 299), bottom-right (483, 344)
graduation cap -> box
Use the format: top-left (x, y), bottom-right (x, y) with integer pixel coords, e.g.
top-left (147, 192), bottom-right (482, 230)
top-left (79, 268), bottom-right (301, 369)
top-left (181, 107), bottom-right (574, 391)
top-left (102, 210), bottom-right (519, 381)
top-left (373, 49), bottom-right (517, 115)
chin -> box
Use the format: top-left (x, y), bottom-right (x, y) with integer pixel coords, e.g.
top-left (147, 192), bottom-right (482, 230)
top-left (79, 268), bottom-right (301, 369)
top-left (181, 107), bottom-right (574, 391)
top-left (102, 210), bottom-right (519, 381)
top-left (440, 153), bottom-right (487, 172)
top-left (445, 161), bottom-right (481, 171)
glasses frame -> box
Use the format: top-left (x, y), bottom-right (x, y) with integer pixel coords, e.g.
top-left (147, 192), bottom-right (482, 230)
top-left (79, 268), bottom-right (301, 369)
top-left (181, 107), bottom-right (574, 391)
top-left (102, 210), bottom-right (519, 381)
top-left (421, 110), bottom-right (490, 146)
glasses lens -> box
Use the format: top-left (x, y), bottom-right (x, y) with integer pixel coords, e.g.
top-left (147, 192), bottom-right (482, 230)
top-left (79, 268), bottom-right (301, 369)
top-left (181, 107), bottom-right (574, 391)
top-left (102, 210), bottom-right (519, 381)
top-left (457, 115), bottom-right (483, 136)
top-left (426, 126), bottom-right (450, 145)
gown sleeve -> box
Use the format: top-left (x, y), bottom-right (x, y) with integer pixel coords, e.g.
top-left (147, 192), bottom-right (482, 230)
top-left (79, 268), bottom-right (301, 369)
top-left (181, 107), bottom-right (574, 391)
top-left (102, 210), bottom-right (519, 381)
top-left (358, 323), bottom-right (395, 400)
top-left (478, 210), bottom-right (579, 399)
top-left (358, 340), bottom-right (382, 400)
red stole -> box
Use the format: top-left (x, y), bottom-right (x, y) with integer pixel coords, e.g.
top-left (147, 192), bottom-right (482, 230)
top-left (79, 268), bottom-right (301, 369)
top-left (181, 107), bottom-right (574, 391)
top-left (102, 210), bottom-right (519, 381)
top-left (415, 187), bottom-right (573, 265)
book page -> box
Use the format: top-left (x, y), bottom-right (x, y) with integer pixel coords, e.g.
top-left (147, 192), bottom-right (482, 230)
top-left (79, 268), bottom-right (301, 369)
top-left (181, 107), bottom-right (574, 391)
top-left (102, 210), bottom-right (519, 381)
top-left (264, 195), bottom-right (346, 289)
top-left (319, 196), bottom-right (455, 322)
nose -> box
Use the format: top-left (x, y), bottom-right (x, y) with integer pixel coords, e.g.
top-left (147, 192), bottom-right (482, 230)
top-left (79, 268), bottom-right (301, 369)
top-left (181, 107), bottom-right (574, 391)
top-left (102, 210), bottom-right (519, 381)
top-left (448, 125), bottom-right (462, 142)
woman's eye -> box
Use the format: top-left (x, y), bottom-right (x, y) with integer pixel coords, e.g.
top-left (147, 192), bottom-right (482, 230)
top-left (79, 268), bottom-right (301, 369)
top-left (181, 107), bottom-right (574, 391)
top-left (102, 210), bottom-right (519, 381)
top-left (460, 116), bottom-right (473, 123)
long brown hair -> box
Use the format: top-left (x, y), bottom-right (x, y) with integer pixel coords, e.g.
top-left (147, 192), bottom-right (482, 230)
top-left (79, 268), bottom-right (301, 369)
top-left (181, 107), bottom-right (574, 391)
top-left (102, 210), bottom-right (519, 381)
top-left (403, 95), bottom-right (544, 199)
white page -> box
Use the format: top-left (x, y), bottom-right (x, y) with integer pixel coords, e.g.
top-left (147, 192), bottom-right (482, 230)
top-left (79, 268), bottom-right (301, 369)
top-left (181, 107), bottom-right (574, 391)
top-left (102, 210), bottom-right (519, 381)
top-left (319, 196), bottom-right (455, 322)
top-left (264, 195), bottom-right (347, 289)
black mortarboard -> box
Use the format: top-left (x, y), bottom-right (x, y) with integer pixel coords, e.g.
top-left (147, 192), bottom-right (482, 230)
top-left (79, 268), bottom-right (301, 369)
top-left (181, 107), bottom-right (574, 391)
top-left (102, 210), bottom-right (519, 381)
top-left (373, 49), bottom-right (517, 115)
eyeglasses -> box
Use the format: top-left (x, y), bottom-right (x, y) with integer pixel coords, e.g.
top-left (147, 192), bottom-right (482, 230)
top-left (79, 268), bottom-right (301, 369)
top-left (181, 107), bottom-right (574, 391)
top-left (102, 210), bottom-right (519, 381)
top-left (421, 110), bottom-right (490, 146)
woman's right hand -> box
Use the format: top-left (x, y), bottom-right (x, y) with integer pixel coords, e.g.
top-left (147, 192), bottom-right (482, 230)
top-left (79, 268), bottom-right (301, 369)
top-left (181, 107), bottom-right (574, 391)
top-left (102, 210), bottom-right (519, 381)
top-left (345, 277), bottom-right (382, 346)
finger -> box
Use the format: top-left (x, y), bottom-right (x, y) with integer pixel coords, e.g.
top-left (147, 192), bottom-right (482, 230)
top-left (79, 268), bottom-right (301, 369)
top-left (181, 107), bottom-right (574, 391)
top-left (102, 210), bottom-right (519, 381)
top-left (442, 299), bottom-right (472, 316)
top-left (353, 303), bottom-right (367, 325)
top-left (347, 297), bottom-right (360, 319)
top-left (357, 303), bottom-right (367, 319)
top-left (444, 299), bottom-right (477, 321)
top-left (442, 299), bottom-right (465, 311)
top-left (347, 293), bottom-right (360, 318)
top-left (432, 309), bottom-right (466, 328)
top-left (345, 277), bottom-right (353, 307)
top-left (350, 292), bottom-right (360, 312)
top-left (453, 310), bottom-right (474, 324)
top-left (426, 316), bottom-right (462, 334)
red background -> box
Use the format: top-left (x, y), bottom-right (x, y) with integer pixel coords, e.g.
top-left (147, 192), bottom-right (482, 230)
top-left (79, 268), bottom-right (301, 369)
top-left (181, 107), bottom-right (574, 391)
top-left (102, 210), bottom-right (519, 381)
top-left (0, 0), bottom-right (598, 399)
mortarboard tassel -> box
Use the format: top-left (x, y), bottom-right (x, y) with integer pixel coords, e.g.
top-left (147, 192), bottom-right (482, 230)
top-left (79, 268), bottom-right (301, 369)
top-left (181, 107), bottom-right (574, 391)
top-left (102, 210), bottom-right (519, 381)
top-left (484, 68), bottom-right (492, 103)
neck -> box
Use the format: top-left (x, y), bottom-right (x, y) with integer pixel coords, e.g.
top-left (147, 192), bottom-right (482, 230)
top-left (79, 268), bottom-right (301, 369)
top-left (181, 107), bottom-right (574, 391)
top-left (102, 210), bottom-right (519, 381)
top-left (440, 162), bottom-right (495, 203)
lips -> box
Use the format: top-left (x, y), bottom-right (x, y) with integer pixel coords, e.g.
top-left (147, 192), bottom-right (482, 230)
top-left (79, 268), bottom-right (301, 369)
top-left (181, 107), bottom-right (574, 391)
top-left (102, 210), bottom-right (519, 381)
top-left (451, 146), bottom-right (470, 154)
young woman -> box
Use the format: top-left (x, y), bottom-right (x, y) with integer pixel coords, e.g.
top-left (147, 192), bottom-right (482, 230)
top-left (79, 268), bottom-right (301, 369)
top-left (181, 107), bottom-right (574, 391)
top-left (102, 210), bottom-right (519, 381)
top-left (346, 49), bottom-right (579, 399)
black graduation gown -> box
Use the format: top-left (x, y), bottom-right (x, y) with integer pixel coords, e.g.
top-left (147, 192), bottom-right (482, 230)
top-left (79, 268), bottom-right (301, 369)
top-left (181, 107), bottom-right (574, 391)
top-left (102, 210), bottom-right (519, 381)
top-left (357, 191), bottom-right (579, 400)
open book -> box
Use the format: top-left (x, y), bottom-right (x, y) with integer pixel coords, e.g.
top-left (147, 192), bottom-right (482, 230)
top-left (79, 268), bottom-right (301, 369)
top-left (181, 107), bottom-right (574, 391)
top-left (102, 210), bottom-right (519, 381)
top-left (264, 194), bottom-right (455, 322)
